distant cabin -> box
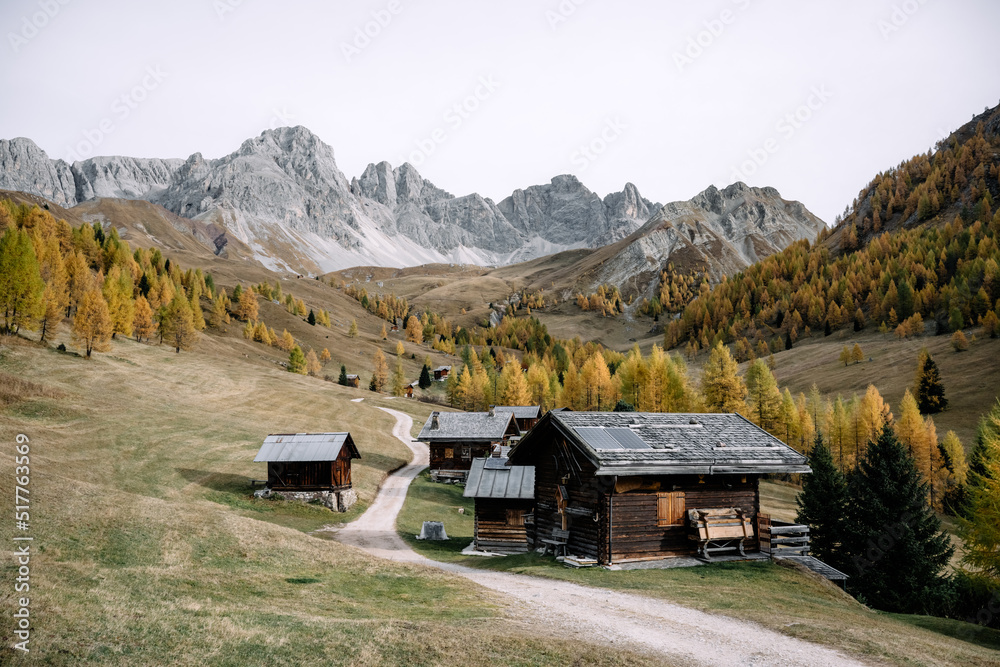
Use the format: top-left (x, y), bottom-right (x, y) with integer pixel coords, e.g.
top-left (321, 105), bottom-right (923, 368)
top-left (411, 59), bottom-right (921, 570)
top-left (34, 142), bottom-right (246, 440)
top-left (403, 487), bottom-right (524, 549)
top-left (432, 366), bottom-right (451, 381)
top-left (405, 382), bottom-right (417, 398)
top-left (254, 432), bottom-right (361, 491)
top-left (464, 456), bottom-right (535, 554)
top-left (491, 405), bottom-right (541, 433)
top-left (345, 374), bottom-right (361, 388)
top-left (417, 408), bottom-right (519, 474)
top-left (506, 412), bottom-right (810, 565)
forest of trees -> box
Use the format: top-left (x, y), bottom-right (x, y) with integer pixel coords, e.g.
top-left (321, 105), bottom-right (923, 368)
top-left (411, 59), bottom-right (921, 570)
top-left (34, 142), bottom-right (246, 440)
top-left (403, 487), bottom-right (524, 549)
top-left (660, 212), bottom-right (1000, 355)
top-left (0, 201), bottom-right (212, 356)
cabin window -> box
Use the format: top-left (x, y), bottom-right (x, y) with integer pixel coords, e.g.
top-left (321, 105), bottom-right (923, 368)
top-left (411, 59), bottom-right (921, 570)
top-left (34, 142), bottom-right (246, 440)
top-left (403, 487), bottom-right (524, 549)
top-left (444, 447), bottom-right (454, 460)
top-left (506, 509), bottom-right (524, 526)
top-left (461, 446), bottom-right (471, 460)
top-left (657, 491), bottom-right (686, 527)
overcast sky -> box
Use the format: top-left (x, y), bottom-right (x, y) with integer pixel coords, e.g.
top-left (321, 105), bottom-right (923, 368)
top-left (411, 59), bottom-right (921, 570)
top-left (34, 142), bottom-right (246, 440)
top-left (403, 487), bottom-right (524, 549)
top-left (2, 0), bottom-right (999, 223)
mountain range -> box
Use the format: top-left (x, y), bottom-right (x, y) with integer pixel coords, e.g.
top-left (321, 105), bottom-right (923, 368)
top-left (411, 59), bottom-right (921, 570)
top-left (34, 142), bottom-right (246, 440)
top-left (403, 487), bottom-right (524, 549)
top-left (0, 126), bottom-right (825, 282)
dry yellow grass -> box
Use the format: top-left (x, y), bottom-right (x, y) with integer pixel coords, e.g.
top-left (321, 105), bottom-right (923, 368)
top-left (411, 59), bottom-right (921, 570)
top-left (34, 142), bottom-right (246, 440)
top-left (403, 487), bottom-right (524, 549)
top-left (0, 331), bottom-right (661, 665)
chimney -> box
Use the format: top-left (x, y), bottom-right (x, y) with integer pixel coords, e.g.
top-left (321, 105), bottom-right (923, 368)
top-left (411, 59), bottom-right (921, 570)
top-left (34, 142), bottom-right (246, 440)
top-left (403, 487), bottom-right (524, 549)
top-left (488, 406), bottom-right (495, 417)
top-left (430, 413), bottom-right (439, 430)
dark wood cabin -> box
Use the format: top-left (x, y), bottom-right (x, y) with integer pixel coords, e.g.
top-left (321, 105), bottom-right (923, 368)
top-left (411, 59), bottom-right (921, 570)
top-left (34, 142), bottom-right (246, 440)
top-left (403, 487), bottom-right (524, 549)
top-left (405, 383), bottom-right (415, 398)
top-left (463, 456), bottom-right (535, 553)
top-left (491, 405), bottom-right (542, 434)
top-left (433, 366), bottom-right (451, 381)
top-left (506, 412), bottom-right (810, 565)
top-left (345, 374), bottom-right (361, 388)
top-left (417, 409), bottom-right (520, 472)
top-left (254, 432), bottom-right (361, 491)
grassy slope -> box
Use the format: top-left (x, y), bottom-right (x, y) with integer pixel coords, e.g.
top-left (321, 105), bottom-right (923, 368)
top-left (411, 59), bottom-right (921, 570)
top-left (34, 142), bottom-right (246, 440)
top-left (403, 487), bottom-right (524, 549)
top-left (0, 333), bottom-right (658, 666)
top-left (398, 473), bottom-right (1000, 667)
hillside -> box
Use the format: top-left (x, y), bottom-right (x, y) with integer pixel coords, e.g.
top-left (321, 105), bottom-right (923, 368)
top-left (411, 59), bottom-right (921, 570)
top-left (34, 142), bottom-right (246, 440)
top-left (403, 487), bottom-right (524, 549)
top-left (0, 332), bottom-right (659, 665)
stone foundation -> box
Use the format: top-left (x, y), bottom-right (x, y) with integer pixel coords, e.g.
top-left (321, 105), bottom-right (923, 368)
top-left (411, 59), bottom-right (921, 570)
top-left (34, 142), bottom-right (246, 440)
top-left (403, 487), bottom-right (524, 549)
top-left (253, 488), bottom-right (357, 513)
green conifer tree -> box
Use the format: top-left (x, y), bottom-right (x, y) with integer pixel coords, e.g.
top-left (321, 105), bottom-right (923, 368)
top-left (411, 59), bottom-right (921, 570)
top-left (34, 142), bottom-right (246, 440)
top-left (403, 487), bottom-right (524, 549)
top-left (287, 345), bottom-right (307, 375)
top-left (796, 434), bottom-right (849, 569)
top-left (841, 427), bottom-right (954, 614)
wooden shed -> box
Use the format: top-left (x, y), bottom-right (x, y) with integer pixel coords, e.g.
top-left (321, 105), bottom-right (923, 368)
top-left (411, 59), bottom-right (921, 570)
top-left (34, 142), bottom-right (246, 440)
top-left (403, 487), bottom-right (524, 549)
top-left (417, 409), bottom-right (520, 473)
top-left (506, 412), bottom-right (810, 565)
top-left (491, 405), bottom-right (542, 433)
top-left (253, 432), bottom-right (361, 491)
top-left (345, 374), bottom-right (361, 388)
top-left (433, 366), bottom-right (452, 381)
top-left (464, 457), bottom-right (535, 554)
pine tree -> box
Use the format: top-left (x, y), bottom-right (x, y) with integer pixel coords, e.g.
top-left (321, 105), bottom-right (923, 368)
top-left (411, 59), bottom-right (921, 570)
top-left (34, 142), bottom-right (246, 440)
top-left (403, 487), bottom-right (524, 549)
top-left (132, 294), bottom-right (156, 342)
top-left (418, 364), bottom-right (432, 389)
top-left (841, 427), bottom-right (954, 614)
top-left (348, 319), bottom-right (358, 337)
top-left (235, 286), bottom-right (258, 321)
top-left (702, 342), bottom-right (746, 413)
top-left (392, 355), bottom-right (406, 396)
top-left (851, 343), bottom-right (864, 364)
top-left (796, 434), bottom-right (849, 569)
top-left (163, 293), bottom-right (196, 353)
top-left (102, 265), bottom-right (134, 339)
top-left (499, 361), bottom-right (532, 406)
top-left (277, 329), bottom-right (295, 352)
top-left (71, 289), bottom-right (112, 358)
top-left (744, 359), bottom-right (782, 434)
top-left (914, 350), bottom-right (948, 414)
top-left (307, 309), bottom-right (316, 325)
top-left (288, 345), bottom-right (307, 374)
top-left (959, 403), bottom-right (1000, 579)
top-left (338, 364), bottom-right (349, 386)
top-left (405, 315), bottom-right (423, 343)
top-left (0, 228), bottom-right (44, 333)
top-left (305, 348), bottom-right (322, 376)
top-left (372, 348), bottom-right (389, 392)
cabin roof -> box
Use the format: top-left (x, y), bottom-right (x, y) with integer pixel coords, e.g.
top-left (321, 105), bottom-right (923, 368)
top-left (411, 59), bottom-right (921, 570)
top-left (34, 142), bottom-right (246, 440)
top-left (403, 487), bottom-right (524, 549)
top-left (507, 412), bottom-right (810, 475)
top-left (417, 411), bottom-right (518, 442)
top-left (463, 457), bottom-right (535, 500)
top-left (254, 432), bottom-right (361, 463)
top-left (491, 405), bottom-right (541, 419)
top-left (433, 365), bottom-right (452, 372)
top-left (345, 374), bottom-right (359, 379)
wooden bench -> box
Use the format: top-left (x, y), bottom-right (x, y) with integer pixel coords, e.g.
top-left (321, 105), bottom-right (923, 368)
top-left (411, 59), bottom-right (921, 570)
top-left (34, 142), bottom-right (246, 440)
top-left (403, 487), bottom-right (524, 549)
top-left (430, 469), bottom-right (468, 484)
top-left (688, 508), bottom-right (754, 560)
top-left (540, 528), bottom-right (570, 558)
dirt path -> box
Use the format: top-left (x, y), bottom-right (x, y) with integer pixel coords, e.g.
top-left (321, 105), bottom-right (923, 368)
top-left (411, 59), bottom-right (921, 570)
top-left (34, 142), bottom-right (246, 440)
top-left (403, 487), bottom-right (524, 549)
top-left (336, 407), bottom-right (870, 667)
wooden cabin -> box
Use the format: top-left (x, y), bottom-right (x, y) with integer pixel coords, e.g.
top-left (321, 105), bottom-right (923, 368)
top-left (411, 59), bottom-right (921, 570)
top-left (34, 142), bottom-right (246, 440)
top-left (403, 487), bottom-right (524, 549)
top-left (405, 382), bottom-right (417, 399)
top-left (464, 456), bottom-right (535, 554)
top-left (433, 366), bottom-right (452, 381)
top-left (491, 405), bottom-right (542, 433)
top-left (417, 409), bottom-right (520, 473)
top-left (253, 432), bottom-right (361, 491)
top-left (345, 374), bottom-right (361, 388)
top-left (506, 412), bottom-right (810, 565)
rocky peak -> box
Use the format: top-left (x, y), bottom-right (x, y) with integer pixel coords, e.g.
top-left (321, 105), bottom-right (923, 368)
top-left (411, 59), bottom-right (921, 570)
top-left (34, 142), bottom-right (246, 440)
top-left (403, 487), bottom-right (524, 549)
top-left (0, 138), bottom-right (77, 207)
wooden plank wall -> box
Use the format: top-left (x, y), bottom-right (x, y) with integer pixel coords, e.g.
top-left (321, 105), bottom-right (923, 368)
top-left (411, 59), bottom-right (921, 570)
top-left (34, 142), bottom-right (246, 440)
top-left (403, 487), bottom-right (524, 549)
top-left (608, 476), bottom-right (759, 563)
top-left (428, 441), bottom-right (493, 470)
top-left (534, 436), bottom-right (606, 560)
top-left (474, 499), bottom-right (534, 553)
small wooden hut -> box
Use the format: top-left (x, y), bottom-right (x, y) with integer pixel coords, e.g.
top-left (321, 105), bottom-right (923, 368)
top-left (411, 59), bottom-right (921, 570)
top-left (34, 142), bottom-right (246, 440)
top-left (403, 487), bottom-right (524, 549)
top-left (464, 456), bottom-right (535, 554)
top-left (345, 374), bottom-right (361, 388)
top-left (254, 432), bottom-right (361, 491)
top-left (417, 409), bottom-right (519, 474)
top-left (506, 412), bottom-right (810, 565)
top-left (433, 366), bottom-right (452, 381)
